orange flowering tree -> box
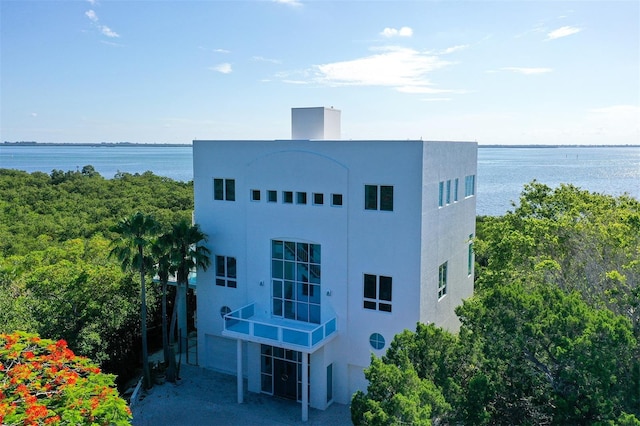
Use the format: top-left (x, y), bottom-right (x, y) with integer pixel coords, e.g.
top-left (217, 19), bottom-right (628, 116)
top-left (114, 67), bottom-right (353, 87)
top-left (0, 332), bottom-right (131, 425)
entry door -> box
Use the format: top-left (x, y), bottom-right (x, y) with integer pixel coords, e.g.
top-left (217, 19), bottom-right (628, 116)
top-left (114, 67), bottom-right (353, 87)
top-left (273, 358), bottom-right (298, 400)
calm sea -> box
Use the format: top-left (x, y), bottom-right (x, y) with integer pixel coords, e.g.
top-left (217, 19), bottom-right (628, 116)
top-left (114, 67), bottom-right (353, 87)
top-left (1, 144), bottom-right (638, 216)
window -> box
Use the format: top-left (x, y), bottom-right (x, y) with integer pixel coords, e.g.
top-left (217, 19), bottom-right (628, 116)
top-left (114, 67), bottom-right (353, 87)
top-left (454, 178), bottom-right (459, 202)
top-left (216, 255), bottom-right (237, 288)
top-left (296, 192), bottom-right (307, 205)
top-left (364, 185), bottom-right (393, 211)
top-left (438, 181), bottom-right (444, 207)
top-left (369, 333), bottom-right (385, 350)
top-left (213, 178), bottom-right (235, 201)
top-left (331, 193), bottom-right (343, 206)
top-left (438, 262), bottom-right (448, 299)
top-left (272, 240), bottom-right (321, 324)
top-left (268, 190), bottom-right (277, 203)
top-left (468, 234), bottom-right (474, 276)
top-left (251, 189), bottom-right (261, 201)
top-left (283, 191), bottom-right (293, 204)
top-left (313, 193), bottom-right (324, 205)
top-left (446, 180), bottom-right (451, 205)
top-left (220, 306), bottom-right (232, 318)
top-left (363, 274), bottom-right (392, 312)
top-left (465, 175), bottom-right (476, 197)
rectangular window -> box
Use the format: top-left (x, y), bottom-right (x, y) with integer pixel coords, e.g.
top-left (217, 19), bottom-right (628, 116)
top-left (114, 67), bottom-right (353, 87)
top-left (331, 194), bottom-right (343, 206)
top-left (468, 234), bottom-right (474, 276)
top-left (365, 185), bottom-right (393, 211)
top-left (268, 190), bottom-right (277, 203)
top-left (364, 185), bottom-right (378, 210)
top-left (296, 192), bottom-right (307, 205)
top-left (213, 178), bottom-right (235, 201)
top-left (271, 240), bottom-right (321, 324)
top-left (251, 189), bottom-right (261, 201)
top-left (283, 191), bottom-right (293, 204)
top-left (446, 180), bottom-right (451, 205)
top-left (313, 193), bottom-right (324, 205)
top-left (454, 178), bottom-right (459, 202)
top-left (438, 181), bottom-right (444, 207)
top-left (438, 262), bottom-right (447, 299)
top-left (216, 255), bottom-right (237, 288)
top-left (465, 175), bottom-right (476, 197)
top-left (363, 274), bottom-right (392, 312)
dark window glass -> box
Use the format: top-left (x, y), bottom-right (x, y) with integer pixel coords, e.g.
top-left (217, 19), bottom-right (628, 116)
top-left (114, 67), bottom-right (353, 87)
top-left (364, 301), bottom-right (376, 310)
top-left (379, 303), bottom-right (392, 312)
top-left (313, 193), bottom-right (324, 205)
top-left (379, 276), bottom-right (392, 301)
top-left (216, 279), bottom-right (225, 286)
top-left (380, 186), bottom-right (393, 211)
top-left (332, 194), bottom-right (343, 206)
top-left (228, 280), bottom-right (237, 288)
top-left (227, 257), bottom-right (237, 278)
top-left (214, 179), bottom-right (224, 200)
top-left (283, 191), bottom-right (293, 204)
top-left (252, 189), bottom-right (261, 201)
top-left (216, 255), bottom-right (225, 276)
top-left (364, 274), bottom-right (377, 299)
top-left (365, 185), bottom-right (378, 210)
top-left (296, 192), bottom-right (307, 204)
top-left (268, 190), bottom-right (277, 202)
top-left (226, 179), bottom-right (235, 201)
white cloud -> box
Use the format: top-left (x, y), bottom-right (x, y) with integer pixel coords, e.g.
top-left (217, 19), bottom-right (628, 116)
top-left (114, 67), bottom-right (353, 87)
top-left (210, 63), bottom-right (232, 74)
top-left (274, 0), bottom-right (302, 7)
top-left (546, 26), bottom-right (582, 40)
top-left (381, 26), bottom-right (413, 38)
top-left (310, 46), bottom-right (452, 93)
top-left (85, 10), bottom-right (98, 22)
top-left (100, 25), bottom-right (119, 38)
top-left (31, 112), bottom-right (38, 117)
top-left (214, 48), bottom-right (230, 54)
top-left (252, 56), bottom-right (282, 64)
top-left (440, 44), bottom-right (469, 54)
top-left (501, 67), bottom-right (552, 75)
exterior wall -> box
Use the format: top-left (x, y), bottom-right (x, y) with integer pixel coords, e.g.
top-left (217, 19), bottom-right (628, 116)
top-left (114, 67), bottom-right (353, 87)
top-left (419, 142), bottom-right (477, 330)
top-left (193, 138), bottom-right (477, 408)
top-left (291, 107), bottom-right (341, 139)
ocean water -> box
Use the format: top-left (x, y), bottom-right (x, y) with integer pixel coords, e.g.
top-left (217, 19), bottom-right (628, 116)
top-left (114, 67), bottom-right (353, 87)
top-left (1, 144), bottom-right (638, 216)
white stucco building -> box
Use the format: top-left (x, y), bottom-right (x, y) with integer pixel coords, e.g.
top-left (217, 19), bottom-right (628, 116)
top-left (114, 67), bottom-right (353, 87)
top-left (193, 107), bottom-right (477, 421)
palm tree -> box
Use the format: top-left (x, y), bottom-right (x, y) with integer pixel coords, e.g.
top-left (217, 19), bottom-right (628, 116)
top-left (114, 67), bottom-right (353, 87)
top-left (164, 219), bottom-right (211, 382)
top-left (151, 235), bottom-right (173, 369)
top-left (110, 212), bottom-right (160, 389)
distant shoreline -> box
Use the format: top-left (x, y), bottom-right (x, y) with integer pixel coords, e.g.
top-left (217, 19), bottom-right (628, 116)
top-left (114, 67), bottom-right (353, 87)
top-left (2, 141), bottom-right (639, 149)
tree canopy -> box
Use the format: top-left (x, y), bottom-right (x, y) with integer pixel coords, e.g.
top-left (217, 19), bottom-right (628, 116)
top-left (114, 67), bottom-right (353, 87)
top-left (352, 182), bottom-right (640, 425)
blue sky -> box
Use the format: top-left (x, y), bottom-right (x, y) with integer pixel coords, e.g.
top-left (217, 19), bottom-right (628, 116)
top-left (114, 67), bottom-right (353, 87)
top-left (1, 0), bottom-right (638, 145)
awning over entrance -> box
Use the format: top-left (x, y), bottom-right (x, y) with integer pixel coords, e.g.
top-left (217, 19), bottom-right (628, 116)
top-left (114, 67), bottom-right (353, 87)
top-left (222, 302), bottom-right (337, 353)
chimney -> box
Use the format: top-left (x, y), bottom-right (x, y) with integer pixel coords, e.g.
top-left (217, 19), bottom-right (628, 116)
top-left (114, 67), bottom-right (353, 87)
top-left (291, 107), bottom-right (341, 140)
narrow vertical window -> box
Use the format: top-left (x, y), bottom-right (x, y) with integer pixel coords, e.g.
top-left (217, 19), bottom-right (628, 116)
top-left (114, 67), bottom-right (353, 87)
top-left (364, 185), bottom-right (378, 210)
top-left (454, 178), bottom-right (459, 202)
top-left (216, 255), bottom-right (237, 287)
top-left (438, 262), bottom-right (448, 299)
top-left (446, 180), bottom-right (451, 205)
top-left (268, 190), bottom-right (277, 203)
top-left (468, 234), bottom-right (474, 276)
top-left (438, 181), bottom-right (444, 207)
top-left (225, 179), bottom-right (235, 201)
top-left (214, 179), bottom-right (224, 200)
top-left (283, 191), bottom-right (293, 204)
top-left (251, 189), bottom-right (261, 201)
top-left (380, 186), bottom-right (394, 211)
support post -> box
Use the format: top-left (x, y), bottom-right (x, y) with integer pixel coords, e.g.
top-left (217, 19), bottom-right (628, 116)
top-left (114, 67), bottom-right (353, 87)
top-left (302, 352), bottom-right (308, 422)
top-left (237, 340), bottom-right (243, 403)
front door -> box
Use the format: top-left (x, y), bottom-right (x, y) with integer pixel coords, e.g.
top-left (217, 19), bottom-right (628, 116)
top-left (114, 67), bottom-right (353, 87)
top-left (273, 358), bottom-right (298, 400)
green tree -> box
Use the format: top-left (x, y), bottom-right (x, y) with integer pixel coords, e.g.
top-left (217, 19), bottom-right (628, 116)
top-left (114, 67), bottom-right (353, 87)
top-left (351, 355), bottom-right (450, 425)
top-left (109, 212), bottom-right (160, 389)
top-left (160, 219), bottom-right (210, 382)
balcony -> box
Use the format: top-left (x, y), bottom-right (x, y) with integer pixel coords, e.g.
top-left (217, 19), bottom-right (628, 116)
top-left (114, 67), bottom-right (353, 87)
top-left (222, 303), bottom-right (337, 353)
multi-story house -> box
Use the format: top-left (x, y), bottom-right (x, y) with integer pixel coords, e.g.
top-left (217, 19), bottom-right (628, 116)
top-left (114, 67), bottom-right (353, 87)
top-left (193, 107), bottom-right (477, 421)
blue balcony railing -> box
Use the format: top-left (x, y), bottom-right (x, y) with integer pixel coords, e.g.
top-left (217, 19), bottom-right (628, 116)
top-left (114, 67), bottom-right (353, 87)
top-left (223, 303), bottom-right (337, 351)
